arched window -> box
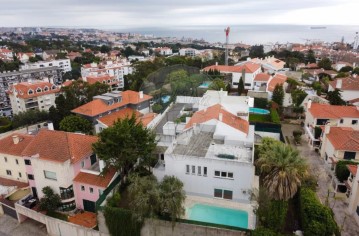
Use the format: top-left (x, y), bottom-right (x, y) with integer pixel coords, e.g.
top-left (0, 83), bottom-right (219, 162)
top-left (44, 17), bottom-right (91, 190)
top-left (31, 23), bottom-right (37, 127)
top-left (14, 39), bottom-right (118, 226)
top-left (44, 86), bottom-right (49, 92)
top-left (52, 85), bottom-right (56, 90)
top-left (28, 89), bottom-right (34, 95)
top-left (36, 87), bottom-right (42, 93)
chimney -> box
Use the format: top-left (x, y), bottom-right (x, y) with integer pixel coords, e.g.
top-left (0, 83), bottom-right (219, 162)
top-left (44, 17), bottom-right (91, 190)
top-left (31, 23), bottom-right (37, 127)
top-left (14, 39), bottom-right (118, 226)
top-left (139, 91), bottom-right (144, 99)
top-left (215, 62), bottom-right (218, 66)
top-left (325, 125), bottom-right (331, 135)
top-left (307, 100), bottom-right (312, 109)
top-left (219, 113), bottom-right (223, 121)
top-left (99, 160), bottom-right (105, 173)
top-left (336, 79), bottom-right (342, 89)
top-left (12, 135), bottom-right (20, 144)
top-left (47, 122), bottom-right (54, 130)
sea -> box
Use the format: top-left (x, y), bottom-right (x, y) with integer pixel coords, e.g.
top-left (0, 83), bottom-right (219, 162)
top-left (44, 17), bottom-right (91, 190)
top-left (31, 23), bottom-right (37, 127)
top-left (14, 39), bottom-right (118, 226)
top-left (108, 25), bottom-right (359, 45)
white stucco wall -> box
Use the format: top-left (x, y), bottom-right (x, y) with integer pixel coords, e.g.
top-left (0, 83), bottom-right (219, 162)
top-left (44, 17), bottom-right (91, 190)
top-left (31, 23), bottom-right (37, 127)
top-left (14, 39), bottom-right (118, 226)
top-left (0, 153), bottom-right (28, 183)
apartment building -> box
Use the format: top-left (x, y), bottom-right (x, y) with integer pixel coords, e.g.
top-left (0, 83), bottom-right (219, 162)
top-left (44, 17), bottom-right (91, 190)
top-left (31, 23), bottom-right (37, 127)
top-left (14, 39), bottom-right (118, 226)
top-left (20, 59), bottom-right (72, 72)
top-left (153, 47), bottom-right (172, 56)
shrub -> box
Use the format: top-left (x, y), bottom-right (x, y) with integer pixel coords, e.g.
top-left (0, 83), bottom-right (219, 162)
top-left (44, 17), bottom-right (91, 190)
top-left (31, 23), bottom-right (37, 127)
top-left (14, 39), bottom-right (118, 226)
top-left (293, 130), bottom-right (303, 143)
top-left (254, 98), bottom-right (268, 109)
top-left (104, 206), bottom-right (142, 236)
top-left (270, 108), bottom-right (280, 124)
top-left (335, 160), bottom-right (358, 182)
top-left (152, 103), bottom-right (163, 113)
top-left (299, 187), bottom-right (339, 236)
top-left (0, 117), bottom-right (12, 133)
top-left (252, 227), bottom-right (283, 236)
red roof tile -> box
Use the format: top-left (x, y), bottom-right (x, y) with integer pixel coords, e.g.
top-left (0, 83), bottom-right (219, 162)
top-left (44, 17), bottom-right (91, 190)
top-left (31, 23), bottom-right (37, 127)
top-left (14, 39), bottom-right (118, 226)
top-left (267, 74), bottom-right (287, 92)
top-left (326, 127), bottom-right (359, 152)
top-left (347, 165), bottom-right (358, 176)
top-left (73, 168), bottom-right (116, 188)
top-left (98, 108), bottom-right (142, 126)
top-left (185, 104), bottom-right (249, 134)
top-left (72, 90), bottom-right (152, 117)
top-left (22, 130), bottom-right (98, 163)
top-left (8, 81), bottom-right (60, 99)
top-left (203, 63), bottom-right (261, 74)
top-left (308, 103), bottom-right (359, 119)
top-left (254, 73), bottom-right (271, 82)
top-left (329, 77), bottom-right (359, 91)
top-left (0, 176), bottom-right (29, 188)
top-left (0, 133), bottom-right (34, 156)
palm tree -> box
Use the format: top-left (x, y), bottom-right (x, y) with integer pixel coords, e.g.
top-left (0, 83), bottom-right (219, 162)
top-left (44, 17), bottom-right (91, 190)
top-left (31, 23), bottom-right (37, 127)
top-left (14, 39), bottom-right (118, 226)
top-left (256, 140), bottom-right (308, 201)
top-left (159, 176), bottom-right (186, 227)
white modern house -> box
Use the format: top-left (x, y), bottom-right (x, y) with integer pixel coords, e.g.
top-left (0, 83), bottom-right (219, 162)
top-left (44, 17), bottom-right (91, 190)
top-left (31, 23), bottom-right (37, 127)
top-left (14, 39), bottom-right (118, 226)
top-left (20, 59), bottom-right (72, 72)
top-left (236, 56), bottom-right (285, 74)
top-left (179, 48), bottom-right (198, 57)
top-left (328, 76), bottom-right (359, 103)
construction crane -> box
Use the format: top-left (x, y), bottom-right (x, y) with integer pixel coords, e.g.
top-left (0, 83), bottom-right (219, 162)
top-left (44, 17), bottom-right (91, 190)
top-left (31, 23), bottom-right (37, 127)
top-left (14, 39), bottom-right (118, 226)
top-left (224, 27), bottom-right (230, 66)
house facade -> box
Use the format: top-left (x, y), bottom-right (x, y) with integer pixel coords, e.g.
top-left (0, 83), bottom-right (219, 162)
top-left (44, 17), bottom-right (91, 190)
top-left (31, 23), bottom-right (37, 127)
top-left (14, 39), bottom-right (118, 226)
top-left (328, 76), bottom-right (359, 103)
top-left (20, 59), bottom-right (72, 73)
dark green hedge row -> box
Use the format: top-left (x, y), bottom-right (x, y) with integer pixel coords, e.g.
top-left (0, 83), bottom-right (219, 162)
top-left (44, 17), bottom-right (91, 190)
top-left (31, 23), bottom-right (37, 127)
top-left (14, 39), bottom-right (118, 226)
top-left (104, 206), bottom-right (142, 236)
top-left (270, 108), bottom-right (280, 124)
top-left (251, 227), bottom-right (282, 236)
top-left (0, 117), bottom-right (12, 133)
top-left (299, 187), bottom-right (339, 236)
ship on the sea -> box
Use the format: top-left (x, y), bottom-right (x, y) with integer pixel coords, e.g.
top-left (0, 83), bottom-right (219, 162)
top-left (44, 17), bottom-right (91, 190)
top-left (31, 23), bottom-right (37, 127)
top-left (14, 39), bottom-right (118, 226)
top-left (310, 26), bottom-right (327, 29)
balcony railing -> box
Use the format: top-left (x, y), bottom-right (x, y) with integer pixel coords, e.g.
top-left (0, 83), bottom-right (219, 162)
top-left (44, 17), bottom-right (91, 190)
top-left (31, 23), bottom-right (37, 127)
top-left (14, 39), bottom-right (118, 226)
top-left (60, 191), bottom-right (74, 200)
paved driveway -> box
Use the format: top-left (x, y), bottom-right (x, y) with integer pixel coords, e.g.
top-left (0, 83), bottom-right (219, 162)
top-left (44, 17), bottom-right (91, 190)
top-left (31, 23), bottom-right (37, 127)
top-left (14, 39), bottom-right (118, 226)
top-left (0, 215), bottom-right (47, 236)
top-left (282, 123), bottom-right (359, 236)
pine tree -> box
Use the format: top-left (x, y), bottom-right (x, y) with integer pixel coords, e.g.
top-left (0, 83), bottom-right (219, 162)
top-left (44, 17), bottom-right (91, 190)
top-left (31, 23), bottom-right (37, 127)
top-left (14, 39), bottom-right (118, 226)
top-left (272, 84), bottom-right (284, 106)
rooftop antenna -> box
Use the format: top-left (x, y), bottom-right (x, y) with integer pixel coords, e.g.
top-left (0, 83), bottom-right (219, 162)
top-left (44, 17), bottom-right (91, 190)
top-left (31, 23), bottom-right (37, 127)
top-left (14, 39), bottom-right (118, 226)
top-left (224, 27), bottom-right (230, 66)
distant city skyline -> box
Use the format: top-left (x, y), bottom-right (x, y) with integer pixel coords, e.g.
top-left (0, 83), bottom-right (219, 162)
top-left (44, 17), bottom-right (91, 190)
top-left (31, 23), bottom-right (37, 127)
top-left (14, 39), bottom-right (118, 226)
top-left (1, 0), bottom-right (358, 28)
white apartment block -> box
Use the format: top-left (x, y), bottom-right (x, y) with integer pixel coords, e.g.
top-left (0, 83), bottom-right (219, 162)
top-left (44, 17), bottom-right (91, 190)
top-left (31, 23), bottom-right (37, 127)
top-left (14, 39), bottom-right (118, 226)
top-left (8, 80), bottom-right (60, 115)
top-left (20, 59), bottom-right (72, 72)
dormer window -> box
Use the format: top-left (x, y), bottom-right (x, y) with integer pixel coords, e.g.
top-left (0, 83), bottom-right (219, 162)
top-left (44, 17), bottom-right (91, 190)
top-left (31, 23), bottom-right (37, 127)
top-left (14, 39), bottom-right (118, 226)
top-left (36, 87), bottom-right (42, 93)
top-left (52, 85), bottom-right (56, 90)
top-left (44, 86), bottom-right (49, 92)
top-left (28, 89), bottom-right (34, 95)
top-left (107, 80), bottom-right (111, 83)
top-left (102, 81), bottom-right (106, 84)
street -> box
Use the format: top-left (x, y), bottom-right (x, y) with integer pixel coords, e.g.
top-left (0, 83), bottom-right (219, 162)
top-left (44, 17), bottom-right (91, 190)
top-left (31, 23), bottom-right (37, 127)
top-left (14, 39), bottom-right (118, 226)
top-left (0, 215), bottom-right (47, 236)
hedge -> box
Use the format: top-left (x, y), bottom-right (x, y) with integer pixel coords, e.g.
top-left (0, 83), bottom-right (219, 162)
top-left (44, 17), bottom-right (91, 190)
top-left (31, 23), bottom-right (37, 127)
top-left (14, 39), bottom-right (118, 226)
top-left (104, 206), bottom-right (142, 236)
top-left (252, 227), bottom-right (283, 236)
top-left (335, 160), bottom-right (358, 182)
top-left (0, 117), bottom-right (12, 133)
top-left (299, 187), bottom-right (339, 236)
top-left (270, 108), bottom-right (280, 124)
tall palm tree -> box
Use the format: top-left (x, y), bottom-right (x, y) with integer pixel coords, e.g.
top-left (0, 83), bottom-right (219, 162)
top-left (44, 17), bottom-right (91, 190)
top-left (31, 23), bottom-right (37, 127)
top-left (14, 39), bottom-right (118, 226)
top-left (256, 141), bottom-right (308, 201)
top-left (159, 176), bottom-right (186, 227)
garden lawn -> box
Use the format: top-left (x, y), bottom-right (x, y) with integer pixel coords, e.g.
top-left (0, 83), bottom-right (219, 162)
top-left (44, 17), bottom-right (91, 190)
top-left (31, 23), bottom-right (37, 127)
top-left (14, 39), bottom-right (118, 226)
top-left (249, 114), bottom-right (271, 122)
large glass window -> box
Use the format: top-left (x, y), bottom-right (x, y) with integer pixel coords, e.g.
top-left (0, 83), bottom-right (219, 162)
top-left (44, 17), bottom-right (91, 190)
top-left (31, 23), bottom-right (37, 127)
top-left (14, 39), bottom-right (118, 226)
top-left (60, 185), bottom-right (74, 200)
top-left (186, 165), bottom-right (189, 174)
top-left (214, 189), bottom-right (233, 200)
top-left (44, 170), bottom-right (57, 180)
top-left (214, 189), bottom-right (222, 198)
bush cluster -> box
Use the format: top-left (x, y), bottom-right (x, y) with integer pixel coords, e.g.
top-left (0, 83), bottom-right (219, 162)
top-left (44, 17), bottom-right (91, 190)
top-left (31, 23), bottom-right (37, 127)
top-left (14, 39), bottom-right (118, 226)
top-left (104, 206), bottom-right (142, 236)
top-left (335, 160), bottom-right (358, 182)
top-left (270, 108), bottom-right (280, 124)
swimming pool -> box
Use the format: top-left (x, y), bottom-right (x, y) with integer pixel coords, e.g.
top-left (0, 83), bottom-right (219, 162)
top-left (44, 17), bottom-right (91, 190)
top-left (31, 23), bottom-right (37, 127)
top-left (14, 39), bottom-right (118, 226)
top-left (187, 203), bottom-right (248, 228)
top-left (161, 95), bottom-right (170, 103)
top-left (249, 107), bottom-right (270, 115)
top-left (198, 81), bottom-right (212, 88)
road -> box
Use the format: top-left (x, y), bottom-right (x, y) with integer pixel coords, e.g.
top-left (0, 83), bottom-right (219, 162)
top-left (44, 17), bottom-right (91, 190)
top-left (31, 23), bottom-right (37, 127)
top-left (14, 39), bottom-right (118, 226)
top-left (0, 215), bottom-right (47, 236)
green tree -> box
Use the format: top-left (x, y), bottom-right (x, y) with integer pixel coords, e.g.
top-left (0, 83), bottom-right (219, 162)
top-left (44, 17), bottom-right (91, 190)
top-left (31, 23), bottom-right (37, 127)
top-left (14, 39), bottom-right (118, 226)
top-left (59, 115), bottom-right (93, 134)
top-left (92, 114), bottom-right (157, 175)
top-left (312, 81), bottom-right (322, 95)
top-left (29, 56), bottom-right (39, 63)
top-left (128, 174), bottom-right (160, 222)
top-left (12, 110), bottom-right (49, 129)
top-left (306, 50), bottom-right (316, 64)
top-left (326, 89), bottom-right (346, 105)
top-left (38, 186), bottom-right (61, 213)
top-left (335, 72), bottom-right (349, 78)
top-left (100, 45), bottom-right (111, 53)
top-left (84, 82), bottom-right (110, 101)
top-left (318, 57), bottom-right (332, 70)
top-left (159, 176), bottom-right (186, 227)
top-left (291, 89), bottom-right (307, 107)
top-left (56, 52), bottom-right (67, 59)
top-left (353, 67), bottom-right (359, 75)
top-left (271, 84), bottom-right (284, 106)
top-left (339, 66), bottom-right (353, 73)
top-left (238, 76), bottom-right (245, 95)
top-left (208, 78), bottom-right (226, 91)
top-left (256, 139), bottom-right (308, 200)
top-left (249, 45), bottom-right (264, 58)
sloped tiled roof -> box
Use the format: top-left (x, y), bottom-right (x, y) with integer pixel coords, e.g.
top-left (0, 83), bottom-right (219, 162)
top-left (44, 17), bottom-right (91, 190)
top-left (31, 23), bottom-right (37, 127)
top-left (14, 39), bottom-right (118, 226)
top-left (0, 133), bottom-right (34, 156)
top-left (327, 127), bottom-right (359, 152)
top-left (254, 73), bottom-right (271, 82)
top-left (308, 103), bottom-right (359, 119)
top-left (347, 165), bottom-right (358, 176)
top-left (267, 74), bottom-right (287, 92)
top-left (73, 168), bottom-right (116, 188)
top-left (8, 81), bottom-right (60, 99)
top-left (22, 130), bottom-right (98, 163)
top-left (329, 77), bottom-right (359, 91)
top-left (98, 108), bottom-right (142, 126)
top-left (72, 90), bottom-right (152, 117)
top-left (86, 75), bottom-right (118, 85)
top-left (203, 63), bottom-right (261, 74)
top-left (185, 104), bottom-right (249, 134)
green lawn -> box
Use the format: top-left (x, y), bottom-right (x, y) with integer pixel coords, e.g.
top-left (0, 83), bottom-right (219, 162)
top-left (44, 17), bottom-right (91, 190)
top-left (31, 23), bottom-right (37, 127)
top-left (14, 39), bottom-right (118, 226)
top-left (249, 114), bottom-right (271, 122)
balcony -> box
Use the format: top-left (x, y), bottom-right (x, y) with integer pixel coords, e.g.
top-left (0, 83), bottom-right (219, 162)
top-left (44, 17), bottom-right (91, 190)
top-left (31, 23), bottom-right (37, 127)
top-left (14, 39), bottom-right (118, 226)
top-left (60, 185), bottom-right (75, 201)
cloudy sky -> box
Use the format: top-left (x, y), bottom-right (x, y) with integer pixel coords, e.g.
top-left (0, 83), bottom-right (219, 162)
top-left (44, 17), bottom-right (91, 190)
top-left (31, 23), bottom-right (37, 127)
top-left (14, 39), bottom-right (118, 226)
top-left (1, 0), bottom-right (358, 28)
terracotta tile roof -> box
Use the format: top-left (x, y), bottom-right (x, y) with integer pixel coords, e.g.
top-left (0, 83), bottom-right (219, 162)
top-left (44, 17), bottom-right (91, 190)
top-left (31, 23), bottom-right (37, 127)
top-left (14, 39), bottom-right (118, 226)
top-left (140, 113), bottom-right (157, 126)
top-left (0, 49), bottom-right (12, 53)
top-left (8, 81), bottom-right (60, 99)
top-left (98, 108), bottom-right (142, 126)
top-left (62, 80), bottom-right (74, 87)
top-left (73, 168), bottom-right (116, 188)
top-left (326, 127), bottom-right (359, 152)
top-left (0, 133), bottom-right (34, 156)
top-left (68, 212), bottom-right (97, 228)
top-left (185, 104), bottom-right (249, 134)
top-left (72, 90), bottom-right (152, 117)
top-left (267, 74), bottom-right (287, 92)
top-left (347, 165), bottom-right (358, 176)
top-left (22, 130), bottom-right (98, 163)
top-left (0, 176), bottom-right (29, 188)
top-left (329, 77), bottom-right (359, 91)
top-left (86, 75), bottom-right (118, 85)
top-left (254, 73), bottom-right (271, 82)
top-left (308, 103), bottom-right (359, 118)
top-left (203, 63), bottom-right (261, 74)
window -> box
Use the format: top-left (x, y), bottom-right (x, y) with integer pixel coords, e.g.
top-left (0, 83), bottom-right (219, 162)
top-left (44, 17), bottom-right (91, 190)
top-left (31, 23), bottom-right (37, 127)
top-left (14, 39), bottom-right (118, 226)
top-left (81, 161), bottom-right (85, 168)
top-left (90, 187), bottom-right (94, 193)
top-left (90, 154), bottom-right (97, 165)
top-left (352, 120), bottom-right (358, 125)
top-left (36, 87), bottom-right (42, 93)
top-left (81, 185), bottom-right (85, 191)
top-left (232, 82), bottom-right (239, 85)
top-left (191, 165), bottom-right (195, 174)
top-left (25, 159), bottom-right (31, 165)
top-left (28, 89), bottom-right (33, 95)
top-left (214, 171), bottom-right (234, 179)
top-left (214, 171), bottom-right (220, 177)
top-left (160, 154), bottom-right (164, 160)
top-left (340, 119), bottom-right (344, 124)
top-left (6, 170), bottom-right (12, 176)
top-left (16, 159), bottom-right (19, 165)
top-left (60, 185), bottom-right (74, 199)
top-left (228, 172), bottom-right (234, 178)
top-left (344, 152), bottom-right (356, 160)
top-left (204, 167), bottom-right (207, 176)
top-left (4, 157), bottom-right (7, 162)
top-left (28, 174), bottom-right (34, 180)
top-left (19, 172), bottom-right (22, 178)
top-left (186, 165), bottom-right (190, 174)
top-left (44, 170), bottom-right (57, 180)
top-left (198, 166), bottom-right (201, 175)
top-left (221, 172), bottom-right (227, 178)
top-left (214, 189), bottom-right (233, 200)
top-left (245, 83), bottom-right (251, 87)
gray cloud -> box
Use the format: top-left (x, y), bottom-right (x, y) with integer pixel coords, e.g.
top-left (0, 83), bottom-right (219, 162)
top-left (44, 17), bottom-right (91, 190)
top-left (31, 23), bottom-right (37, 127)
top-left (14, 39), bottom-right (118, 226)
top-left (0, 0), bottom-right (357, 28)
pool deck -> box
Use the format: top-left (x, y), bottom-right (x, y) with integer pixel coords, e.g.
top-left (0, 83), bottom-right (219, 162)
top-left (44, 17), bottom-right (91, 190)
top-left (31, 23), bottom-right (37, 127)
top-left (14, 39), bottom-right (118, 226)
top-left (184, 195), bottom-right (257, 230)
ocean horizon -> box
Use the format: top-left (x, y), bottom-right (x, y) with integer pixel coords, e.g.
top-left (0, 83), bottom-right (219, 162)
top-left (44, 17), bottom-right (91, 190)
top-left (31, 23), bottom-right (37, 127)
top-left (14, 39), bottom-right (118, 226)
top-left (105, 24), bottom-right (358, 45)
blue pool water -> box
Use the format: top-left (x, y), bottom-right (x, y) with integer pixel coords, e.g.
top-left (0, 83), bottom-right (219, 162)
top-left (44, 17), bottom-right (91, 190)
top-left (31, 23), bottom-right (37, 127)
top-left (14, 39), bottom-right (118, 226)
top-left (187, 204), bottom-right (248, 228)
top-left (198, 81), bottom-right (212, 88)
top-left (249, 107), bottom-right (270, 115)
top-left (161, 95), bottom-right (170, 103)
